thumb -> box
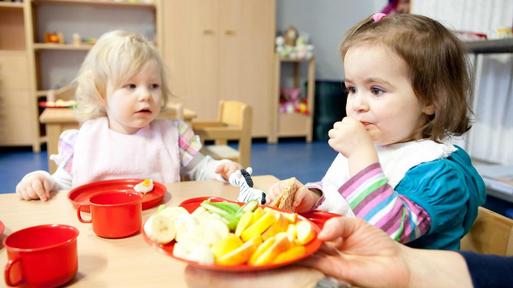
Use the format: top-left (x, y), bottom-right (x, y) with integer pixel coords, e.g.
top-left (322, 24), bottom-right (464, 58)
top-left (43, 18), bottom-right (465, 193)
top-left (318, 217), bottom-right (359, 241)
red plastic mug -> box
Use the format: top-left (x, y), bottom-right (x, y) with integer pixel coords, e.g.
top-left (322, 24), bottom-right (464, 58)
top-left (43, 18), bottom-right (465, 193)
top-left (77, 192), bottom-right (142, 238)
top-left (3, 224), bottom-right (79, 287)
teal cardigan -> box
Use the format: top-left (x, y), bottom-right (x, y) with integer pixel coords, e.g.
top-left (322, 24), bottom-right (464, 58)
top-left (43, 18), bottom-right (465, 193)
top-left (396, 146), bottom-right (486, 250)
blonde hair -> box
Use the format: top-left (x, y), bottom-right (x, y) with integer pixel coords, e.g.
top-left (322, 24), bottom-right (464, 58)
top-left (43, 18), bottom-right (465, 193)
top-left (341, 14), bottom-right (472, 141)
top-left (73, 30), bottom-right (171, 121)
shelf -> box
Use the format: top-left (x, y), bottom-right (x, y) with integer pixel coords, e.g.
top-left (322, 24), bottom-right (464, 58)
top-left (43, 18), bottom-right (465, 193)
top-left (464, 38), bottom-right (513, 54)
top-left (32, 0), bottom-right (155, 9)
top-left (0, 2), bottom-right (24, 9)
top-left (33, 43), bottom-right (93, 51)
top-left (278, 56), bottom-right (314, 63)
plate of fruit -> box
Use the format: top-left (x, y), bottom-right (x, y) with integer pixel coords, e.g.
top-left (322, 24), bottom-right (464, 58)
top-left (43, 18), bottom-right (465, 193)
top-left (142, 197), bottom-right (322, 271)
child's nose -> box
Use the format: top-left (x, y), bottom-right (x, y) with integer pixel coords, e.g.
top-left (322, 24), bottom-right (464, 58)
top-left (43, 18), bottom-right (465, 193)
top-left (350, 93), bottom-right (369, 113)
top-left (137, 87), bottom-right (151, 101)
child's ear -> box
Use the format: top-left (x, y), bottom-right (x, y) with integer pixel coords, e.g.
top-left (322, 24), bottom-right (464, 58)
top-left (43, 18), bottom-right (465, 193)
top-left (422, 104), bottom-right (435, 115)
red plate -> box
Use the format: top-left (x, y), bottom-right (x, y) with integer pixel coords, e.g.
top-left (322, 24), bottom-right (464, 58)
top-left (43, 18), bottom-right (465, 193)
top-left (68, 179), bottom-right (166, 212)
top-left (143, 196), bottom-right (323, 272)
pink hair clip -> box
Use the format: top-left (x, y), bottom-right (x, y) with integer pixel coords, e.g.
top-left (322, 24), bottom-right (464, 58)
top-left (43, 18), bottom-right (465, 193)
top-left (372, 12), bottom-right (387, 23)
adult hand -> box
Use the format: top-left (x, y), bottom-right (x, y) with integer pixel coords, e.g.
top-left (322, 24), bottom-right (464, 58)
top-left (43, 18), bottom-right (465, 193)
top-left (16, 172), bottom-right (55, 201)
top-left (301, 217), bottom-right (410, 288)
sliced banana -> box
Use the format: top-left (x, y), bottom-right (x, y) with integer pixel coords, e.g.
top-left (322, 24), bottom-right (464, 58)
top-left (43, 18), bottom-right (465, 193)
top-left (145, 213), bottom-right (176, 244)
top-left (160, 206), bottom-right (189, 222)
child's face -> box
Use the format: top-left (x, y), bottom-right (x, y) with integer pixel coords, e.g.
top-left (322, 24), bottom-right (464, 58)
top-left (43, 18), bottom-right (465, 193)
top-left (343, 44), bottom-right (433, 145)
top-left (104, 59), bottom-right (162, 134)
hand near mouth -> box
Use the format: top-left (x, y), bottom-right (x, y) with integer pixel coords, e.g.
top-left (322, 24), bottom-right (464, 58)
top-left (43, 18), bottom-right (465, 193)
top-left (328, 117), bottom-right (378, 176)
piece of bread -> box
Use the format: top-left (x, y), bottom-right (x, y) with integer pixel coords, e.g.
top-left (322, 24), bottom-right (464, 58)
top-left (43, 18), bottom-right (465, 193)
top-left (269, 177), bottom-right (297, 211)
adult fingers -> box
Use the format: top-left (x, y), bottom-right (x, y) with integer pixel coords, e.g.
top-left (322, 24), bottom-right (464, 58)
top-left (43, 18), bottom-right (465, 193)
top-left (318, 217), bottom-right (363, 241)
top-left (300, 253), bottom-right (350, 282)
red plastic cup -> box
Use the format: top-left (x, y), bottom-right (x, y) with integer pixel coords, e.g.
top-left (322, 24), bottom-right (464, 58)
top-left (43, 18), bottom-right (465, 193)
top-left (77, 192), bottom-right (142, 238)
top-left (3, 224), bottom-right (79, 287)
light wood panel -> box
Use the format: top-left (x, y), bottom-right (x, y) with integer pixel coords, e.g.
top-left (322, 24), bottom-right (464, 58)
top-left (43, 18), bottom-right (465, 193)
top-left (162, 0), bottom-right (275, 138)
top-left (461, 207), bottom-right (513, 256)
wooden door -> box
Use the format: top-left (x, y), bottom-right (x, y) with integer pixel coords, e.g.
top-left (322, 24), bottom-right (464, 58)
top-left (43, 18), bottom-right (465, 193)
top-left (162, 0), bottom-right (220, 120)
top-left (237, 0), bottom-right (275, 136)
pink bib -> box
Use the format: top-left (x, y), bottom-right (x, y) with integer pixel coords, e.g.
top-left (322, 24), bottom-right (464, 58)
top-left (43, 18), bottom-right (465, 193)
top-left (72, 118), bottom-right (181, 187)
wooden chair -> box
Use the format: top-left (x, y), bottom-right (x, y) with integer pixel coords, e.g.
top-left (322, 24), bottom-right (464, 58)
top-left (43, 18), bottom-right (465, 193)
top-left (192, 100), bottom-right (252, 167)
top-left (460, 207), bottom-right (513, 256)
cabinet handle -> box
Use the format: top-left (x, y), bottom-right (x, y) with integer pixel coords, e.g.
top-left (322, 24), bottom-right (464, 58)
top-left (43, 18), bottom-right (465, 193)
top-left (225, 30), bottom-right (236, 36)
top-left (203, 29), bottom-right (215, 35)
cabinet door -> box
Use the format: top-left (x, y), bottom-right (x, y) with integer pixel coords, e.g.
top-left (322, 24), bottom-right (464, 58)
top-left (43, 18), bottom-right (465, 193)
top-left (218, 0), bottom-right (242, 101)
top-left (162, 0), bottom-right (275, 136)
top-left (162, 0), bottom-right (220, 120)
top-left (237, 0), bottom-right (275, 136)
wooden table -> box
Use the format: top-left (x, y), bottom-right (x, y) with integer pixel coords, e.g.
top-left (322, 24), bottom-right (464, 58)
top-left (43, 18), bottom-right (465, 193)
top-left (0, 176), bottom-right (325, 287)
top-left (40, 107), bottom-right (197, 173)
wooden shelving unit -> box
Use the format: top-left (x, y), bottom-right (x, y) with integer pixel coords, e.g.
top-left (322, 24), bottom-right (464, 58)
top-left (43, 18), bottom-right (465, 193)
top-left (0, 2), bottom-right (24, 9)
top-left (33, 43), bottom-right (93, 50)
top-left (269, 54), bottom-right (316, 143)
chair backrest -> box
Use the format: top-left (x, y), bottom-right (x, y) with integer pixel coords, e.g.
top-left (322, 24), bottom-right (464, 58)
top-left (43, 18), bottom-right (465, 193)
top-left (192, 100), bottom-right (252, 167)
top-left (460, 207), bottom-right (513, 256)
top-left (220, 100), bottom-right (252, 167)
top-left (160, 102), bottom-right (184, 120)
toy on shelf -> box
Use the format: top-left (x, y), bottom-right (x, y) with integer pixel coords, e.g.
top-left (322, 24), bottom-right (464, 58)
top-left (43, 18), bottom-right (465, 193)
top-left (279, 87), bottom-right (309, 115)
top-left (276, 26), bottom-right (314, 60)
top-left (72, 33), bottom-right (82, 46)
top-left (82, 37), bottom-right (97, 45)
top-left (44, 32), bottom-right (64, 44)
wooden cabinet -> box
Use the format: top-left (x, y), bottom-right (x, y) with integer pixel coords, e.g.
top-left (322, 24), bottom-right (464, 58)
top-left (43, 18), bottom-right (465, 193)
top-left (269, 55), bottom-right (316, 143)
top-left (161, 0), bottom-right (276, 137)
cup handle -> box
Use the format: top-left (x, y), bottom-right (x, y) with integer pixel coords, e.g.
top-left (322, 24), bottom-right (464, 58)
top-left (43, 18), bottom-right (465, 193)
top-left (4, 257), bottom-right (22, 287)
top-left (77, 205), bottom-right (92, 223)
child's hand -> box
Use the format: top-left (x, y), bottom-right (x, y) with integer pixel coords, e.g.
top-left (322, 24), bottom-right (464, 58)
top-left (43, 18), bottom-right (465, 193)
top-left (328, 117), bottom-right (373, 158)
top-left (16, 172), bottom-right (55, 201)
top-left (329, 117), bottom-right (378, 176)
top-left (267, 179), bottom-right (321, 213)
top-left (215, 160), bottom-right (243, 181)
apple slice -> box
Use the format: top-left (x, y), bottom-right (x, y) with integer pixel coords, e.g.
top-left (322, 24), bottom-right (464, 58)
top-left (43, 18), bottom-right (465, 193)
top-left (295, 220), bottom-right (316, 245)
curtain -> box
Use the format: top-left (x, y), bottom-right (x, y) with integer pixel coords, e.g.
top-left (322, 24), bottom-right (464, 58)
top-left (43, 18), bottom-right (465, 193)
top-left (412, 0), bottom-right (513, 165)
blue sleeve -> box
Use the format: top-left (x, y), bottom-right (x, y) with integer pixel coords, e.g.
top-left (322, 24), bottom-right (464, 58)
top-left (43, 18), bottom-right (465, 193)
top-left (460, 251), bottom-right (513, 288)
top-left (395, 148), bottom-right (486, 250)
top-left (398, 160), bottom-right (470, 235)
